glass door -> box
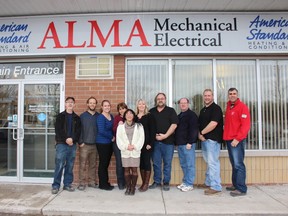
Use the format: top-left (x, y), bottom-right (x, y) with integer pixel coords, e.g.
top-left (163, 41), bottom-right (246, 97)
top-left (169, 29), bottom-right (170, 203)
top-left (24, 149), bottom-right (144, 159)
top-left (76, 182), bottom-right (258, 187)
top-left (0, 84), bottom-right (20, 180)
top-left (0, 82), bottom-right (62, 182)
top-left (22, 83), bottom-right (60, 180)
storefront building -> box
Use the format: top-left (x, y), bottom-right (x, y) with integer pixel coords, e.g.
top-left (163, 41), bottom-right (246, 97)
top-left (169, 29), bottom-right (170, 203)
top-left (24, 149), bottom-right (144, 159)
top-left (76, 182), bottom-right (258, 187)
top-left (0, 4), bottom-right (288, 185)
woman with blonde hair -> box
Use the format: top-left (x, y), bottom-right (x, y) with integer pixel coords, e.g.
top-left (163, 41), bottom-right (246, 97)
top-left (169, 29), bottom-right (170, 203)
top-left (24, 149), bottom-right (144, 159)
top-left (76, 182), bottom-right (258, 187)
top-left (135, 99), bottom-right (156, 192)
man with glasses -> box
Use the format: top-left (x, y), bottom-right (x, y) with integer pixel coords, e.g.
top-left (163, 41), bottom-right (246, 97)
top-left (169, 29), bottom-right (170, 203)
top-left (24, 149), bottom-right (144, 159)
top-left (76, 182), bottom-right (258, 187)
top-left (149, 93), bottom-right (178, 191)
top-left (175, 98), bottom-right (198, 192)
top-left (51, 96), bottom-right (81, 194)
top-left (223, 88), bottom-right (250, 197)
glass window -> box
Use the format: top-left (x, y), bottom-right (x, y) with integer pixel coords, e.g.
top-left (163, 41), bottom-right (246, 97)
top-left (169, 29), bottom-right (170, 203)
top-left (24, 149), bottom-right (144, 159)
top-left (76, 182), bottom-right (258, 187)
top-left (216, 60), bottom-right (258, 150)
top-left (172, 59), bottom-right (212, 115)
top-left (126, 59), bottom-right (169, 110)
top-left (260, 60), bottom-right (288, 150)
top-left (76, 55), bottom-right (114, 79)
top-left (126, 58), bottom-right (288, 150)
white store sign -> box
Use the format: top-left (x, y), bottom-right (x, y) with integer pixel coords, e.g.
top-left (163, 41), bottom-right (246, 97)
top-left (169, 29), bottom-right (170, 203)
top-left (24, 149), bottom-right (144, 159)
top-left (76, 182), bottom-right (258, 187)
top-left (0, 12), bottom-right (287, 56)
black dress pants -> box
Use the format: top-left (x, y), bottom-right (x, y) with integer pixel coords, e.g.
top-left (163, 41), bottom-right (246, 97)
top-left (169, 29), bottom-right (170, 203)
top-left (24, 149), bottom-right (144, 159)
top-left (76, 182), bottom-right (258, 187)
top-left (96, 143), bottom-right (113, 188)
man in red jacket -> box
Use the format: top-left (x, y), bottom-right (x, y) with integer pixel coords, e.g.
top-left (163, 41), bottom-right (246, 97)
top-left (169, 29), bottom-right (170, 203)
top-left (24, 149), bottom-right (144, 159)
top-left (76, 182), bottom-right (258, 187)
top-left (223, 88), bottom-right (250, 197)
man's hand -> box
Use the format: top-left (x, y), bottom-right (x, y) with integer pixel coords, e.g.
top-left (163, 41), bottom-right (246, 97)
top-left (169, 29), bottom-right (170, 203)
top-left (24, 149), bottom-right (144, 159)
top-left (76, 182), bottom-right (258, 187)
top-left (231, 139), bottom-right (239, 147)
top-left (66, 138), bottom-right (73, 146)
top-left (156, 133), bottom-right (166, 141)
top-left (198, 133), bottom-right (206, 141)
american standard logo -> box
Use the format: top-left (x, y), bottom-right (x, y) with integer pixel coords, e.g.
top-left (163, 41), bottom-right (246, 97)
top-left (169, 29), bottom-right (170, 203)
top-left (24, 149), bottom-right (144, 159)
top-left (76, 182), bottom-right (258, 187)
top-left (0, 22), bottom-right (31, 53)
top-left (247, 15), bottom-right (288, 50)
top-left (153, 17), bottom-right (238, 47)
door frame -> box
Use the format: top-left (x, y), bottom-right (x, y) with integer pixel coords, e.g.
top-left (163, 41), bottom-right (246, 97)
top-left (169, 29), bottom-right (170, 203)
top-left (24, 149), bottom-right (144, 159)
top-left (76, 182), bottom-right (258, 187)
top-left (0, 80), bottom-right (64, 183)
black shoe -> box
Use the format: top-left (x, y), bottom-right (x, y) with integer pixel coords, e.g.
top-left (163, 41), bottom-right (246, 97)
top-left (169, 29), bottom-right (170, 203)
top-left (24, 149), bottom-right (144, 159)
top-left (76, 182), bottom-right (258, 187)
top-left (226, 186), bottom-right (236, 191)
top-left (163, 183), bottom-right (170, 191)
top-left (99, 185), bottom-right (114, 191)
top-left (63, 185), bottom-right (75, 192)
top-left (51, 187), bottom-right (59, 194)
top-left (149, 182), bottom-right (161, 189)
top-left (118, 185), bottom-right (125, 190)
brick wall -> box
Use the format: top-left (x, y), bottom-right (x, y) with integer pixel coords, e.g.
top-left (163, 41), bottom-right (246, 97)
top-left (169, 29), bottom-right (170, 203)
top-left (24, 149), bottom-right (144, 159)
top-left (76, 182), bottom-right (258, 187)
top-left (65, 55), bottom-right (125, 185)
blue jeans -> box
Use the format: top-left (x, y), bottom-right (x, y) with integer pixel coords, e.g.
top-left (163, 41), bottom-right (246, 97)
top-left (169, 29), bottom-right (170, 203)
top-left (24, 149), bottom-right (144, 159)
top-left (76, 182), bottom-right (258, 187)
top-left (152, 141), bottom-right (174, 184)
top-left (177, 144), bottom-right (196, 186)
top-left (52, 143), bottom-right (77, 189)
top-left (226, 139), bottom-right (247, 193)
top-left (202, 139), bottom-right (222, 191)
top-left (113, 142), bottom-right (125, 187)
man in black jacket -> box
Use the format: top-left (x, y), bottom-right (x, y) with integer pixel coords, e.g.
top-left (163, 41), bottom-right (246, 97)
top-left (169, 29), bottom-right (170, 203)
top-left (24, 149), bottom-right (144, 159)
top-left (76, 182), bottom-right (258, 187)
top-left (51, 96), bottom-right (81, 194)
top-left (175, 98), bottom-right (198, 192)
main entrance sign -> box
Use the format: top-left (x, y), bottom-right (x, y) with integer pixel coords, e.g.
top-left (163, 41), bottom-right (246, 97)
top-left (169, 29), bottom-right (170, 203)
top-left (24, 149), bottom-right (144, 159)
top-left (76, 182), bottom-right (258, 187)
top-left (0, 62), bottom-right (63, 79)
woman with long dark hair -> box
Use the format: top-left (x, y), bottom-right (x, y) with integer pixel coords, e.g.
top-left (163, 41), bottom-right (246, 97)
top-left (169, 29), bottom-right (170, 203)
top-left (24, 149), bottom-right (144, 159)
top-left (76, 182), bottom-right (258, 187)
top-left (116, 109), bottom-right (144, 195)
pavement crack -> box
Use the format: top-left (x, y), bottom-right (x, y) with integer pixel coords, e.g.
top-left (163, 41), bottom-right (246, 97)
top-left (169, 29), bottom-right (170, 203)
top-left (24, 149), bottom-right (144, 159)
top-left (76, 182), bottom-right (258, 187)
top-left (255, 185), bottom-right (288, 208)
top-left (160, 189), bottom-right (168, 215)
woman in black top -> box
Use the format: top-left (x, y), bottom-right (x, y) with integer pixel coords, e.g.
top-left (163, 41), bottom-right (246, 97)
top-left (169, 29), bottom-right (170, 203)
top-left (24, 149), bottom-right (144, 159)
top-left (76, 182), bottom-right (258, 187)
top-left (135, 99), bottom-right (156, 192)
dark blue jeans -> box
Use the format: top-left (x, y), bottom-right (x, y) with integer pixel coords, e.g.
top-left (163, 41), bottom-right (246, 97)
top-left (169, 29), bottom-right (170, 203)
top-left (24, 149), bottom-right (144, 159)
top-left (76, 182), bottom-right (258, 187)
top-left (113, 142), bottom-right (125, 187)
top-left (52, 143), bottom-right (77, 189)
top-left (226, 139), bottom-right (247, 193)
top-left (152, 141), bottom-right (174, 184)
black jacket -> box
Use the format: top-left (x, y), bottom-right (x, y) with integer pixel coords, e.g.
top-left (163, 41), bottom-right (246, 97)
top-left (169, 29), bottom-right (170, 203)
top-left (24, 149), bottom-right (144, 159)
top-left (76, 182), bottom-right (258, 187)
top-left (137, 113), bottom-right (156, 151)
top-left (55, 110), bottom-right (81, 144)
top-left (175, 109), bottom-right (198, 145)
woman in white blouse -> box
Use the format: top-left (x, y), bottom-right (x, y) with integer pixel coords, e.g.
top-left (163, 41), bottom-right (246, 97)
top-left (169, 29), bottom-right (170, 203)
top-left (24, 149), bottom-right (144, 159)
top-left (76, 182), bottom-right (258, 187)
top-left (116, 109), bottom-right (144, 195)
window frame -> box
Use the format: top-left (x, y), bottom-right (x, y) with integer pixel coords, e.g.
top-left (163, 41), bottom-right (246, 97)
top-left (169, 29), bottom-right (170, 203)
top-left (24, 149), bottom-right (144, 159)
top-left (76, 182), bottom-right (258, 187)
top-left (75, 55), bottom-right (114, 79)
top-left (125, 56), bottom-right (288, 155)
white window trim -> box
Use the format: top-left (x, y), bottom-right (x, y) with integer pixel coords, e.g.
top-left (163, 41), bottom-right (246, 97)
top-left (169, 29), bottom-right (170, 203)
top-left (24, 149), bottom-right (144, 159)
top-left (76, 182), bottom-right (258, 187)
top-left (75, 55), bottom-right (114, 79)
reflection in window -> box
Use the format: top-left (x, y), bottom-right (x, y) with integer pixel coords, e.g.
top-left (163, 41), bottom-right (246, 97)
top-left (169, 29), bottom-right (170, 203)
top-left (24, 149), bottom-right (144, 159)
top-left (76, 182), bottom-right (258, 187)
top-left (173, 60), bottom-right (213, 115)
top-left (126, 58), bottom-right (288, 150)
top-left (216, 60), bottom-right (258, 150)
top-left (126, 59), bottom-right (169, 110)
top-left (260, 60), bottom-right (288, 150)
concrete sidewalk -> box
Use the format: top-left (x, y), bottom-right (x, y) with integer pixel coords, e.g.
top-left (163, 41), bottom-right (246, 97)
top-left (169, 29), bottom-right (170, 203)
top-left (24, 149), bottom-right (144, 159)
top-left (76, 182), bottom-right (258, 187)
top-left (0, 183), bottom-right (287, 216)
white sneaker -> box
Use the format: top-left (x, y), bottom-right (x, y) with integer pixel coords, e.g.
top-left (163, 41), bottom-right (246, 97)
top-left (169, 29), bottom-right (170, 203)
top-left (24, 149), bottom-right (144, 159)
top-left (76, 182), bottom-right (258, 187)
top-left (181, 185), bottom-right (194, 192)
top-left (177, 183), bottom-right (186, 190)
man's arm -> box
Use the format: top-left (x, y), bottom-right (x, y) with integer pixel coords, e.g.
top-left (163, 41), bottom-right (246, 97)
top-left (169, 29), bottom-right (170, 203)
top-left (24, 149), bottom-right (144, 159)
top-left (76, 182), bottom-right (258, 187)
top-left (156, 123), bottom-right (177, 140)
top-left (200, 121), bottom-right (218, 135)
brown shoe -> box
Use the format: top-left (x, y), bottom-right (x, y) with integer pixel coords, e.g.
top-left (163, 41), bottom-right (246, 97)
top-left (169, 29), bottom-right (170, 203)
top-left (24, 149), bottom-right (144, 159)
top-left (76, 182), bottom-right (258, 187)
top-left (230, 190), bottom-right (246, 197)
top-left (198, 184), bottom-right (210, 189)
top-left (204, 188), bottom-right (221, 195)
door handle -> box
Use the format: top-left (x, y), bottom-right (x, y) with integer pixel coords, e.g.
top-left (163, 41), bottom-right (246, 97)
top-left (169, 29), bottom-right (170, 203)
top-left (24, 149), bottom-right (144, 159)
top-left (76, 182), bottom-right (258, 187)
top-left (12, 128), bottom-right (24, 140)
top-left (12, 128), bottom-right (17, 140)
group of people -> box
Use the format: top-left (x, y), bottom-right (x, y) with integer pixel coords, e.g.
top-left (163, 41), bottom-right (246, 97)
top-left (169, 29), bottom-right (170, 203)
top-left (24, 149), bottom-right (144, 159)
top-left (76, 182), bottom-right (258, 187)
top-left (51, 87), bottom-right (250, 198)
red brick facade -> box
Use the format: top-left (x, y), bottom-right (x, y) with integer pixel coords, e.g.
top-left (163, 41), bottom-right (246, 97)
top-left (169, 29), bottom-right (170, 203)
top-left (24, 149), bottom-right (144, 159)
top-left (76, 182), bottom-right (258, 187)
top-left (65, 55), bottom-right (126, 184)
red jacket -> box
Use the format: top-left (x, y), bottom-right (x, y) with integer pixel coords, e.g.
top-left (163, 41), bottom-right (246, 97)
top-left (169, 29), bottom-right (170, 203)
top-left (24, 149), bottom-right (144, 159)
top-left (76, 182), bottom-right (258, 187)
top-left (223, 98), bottom-right (250, 141)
